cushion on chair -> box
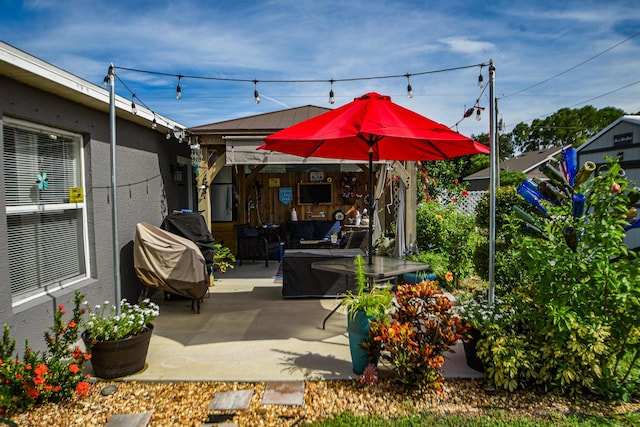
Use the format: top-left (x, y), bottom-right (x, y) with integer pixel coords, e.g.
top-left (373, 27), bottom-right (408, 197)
top-left (241, 226), bottom-right (259, 237)
top-left (290, 222), bottom-right (315, 241)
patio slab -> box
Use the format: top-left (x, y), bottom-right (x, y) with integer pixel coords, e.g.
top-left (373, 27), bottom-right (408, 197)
top-left (124, 262), bottom-right (483, 383)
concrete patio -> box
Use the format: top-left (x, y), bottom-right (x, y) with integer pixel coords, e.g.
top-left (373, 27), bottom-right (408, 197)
top-left (125, 261), bottom-right (483, 382)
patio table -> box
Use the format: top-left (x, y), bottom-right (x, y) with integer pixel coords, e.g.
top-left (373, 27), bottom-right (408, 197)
top-left (312, 256), bottom-right (429, 328)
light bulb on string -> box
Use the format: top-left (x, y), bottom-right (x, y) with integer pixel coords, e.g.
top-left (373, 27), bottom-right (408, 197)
top-left (253, 80), bottom-right (260, 104)
top-left (176, 75), bottom-right (182, 100)
top-left (406, 74), bottom-right (413, 98)
top-left (329, 80), bottom-right (335, 105)
top-left (166, 131), bottom-right (171, 140)
top-left (152, 116), bottom-right (157, 129)
top-left (131, 95), bottom-right (137, 115)
top-left (478, 65), bottom-right (484, 88)
top-left (476, 108), bottom-right (481, 121)
top-left (102, 75), bottom-right (109, 89)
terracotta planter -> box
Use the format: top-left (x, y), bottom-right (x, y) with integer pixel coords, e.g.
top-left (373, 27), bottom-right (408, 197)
top-left (463, 326), bottom-right (484, 372)
top-left (83, 324), bottom-right (153, 379)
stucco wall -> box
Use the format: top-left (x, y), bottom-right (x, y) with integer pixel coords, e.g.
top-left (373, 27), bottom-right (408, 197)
top-left (0, 76), bottom-right (190, 351)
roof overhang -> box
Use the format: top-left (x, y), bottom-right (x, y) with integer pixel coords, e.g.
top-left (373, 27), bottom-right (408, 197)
top-left (0, 41), bottom-right (184, 134)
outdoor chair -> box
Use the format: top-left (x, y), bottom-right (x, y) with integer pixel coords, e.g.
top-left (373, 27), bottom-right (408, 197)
top-left (234, 223), bottom-right (282, 267)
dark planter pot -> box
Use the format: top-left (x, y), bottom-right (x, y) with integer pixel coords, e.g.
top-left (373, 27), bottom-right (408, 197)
top-left (463, 326), bottom-right (484, 372)
top-left (347, 311), bottom-right (375, 375)
top-left (83, 324), bottom-right (153, 379)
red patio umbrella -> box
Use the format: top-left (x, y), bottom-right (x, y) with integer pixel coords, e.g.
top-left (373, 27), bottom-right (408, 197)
top-left (258, 92), bottom-right (489, 264)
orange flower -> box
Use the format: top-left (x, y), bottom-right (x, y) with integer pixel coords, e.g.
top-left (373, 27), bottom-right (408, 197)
top-left (445, 272), bottom-right (453, 282)
top-left (611, 183), bottom-right (621, 194)
top-left (75, 381), bottom-right (91, 396)
top-left (34, 363), bottom-right (48, 376)
top-left (68, 319), bottom-right (77, 329)
top-left (69, 364), bottom-right (80, 374)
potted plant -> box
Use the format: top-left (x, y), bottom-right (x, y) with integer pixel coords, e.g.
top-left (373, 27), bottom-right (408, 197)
top-left (455, 289), bottom-right (516, 372)
top-left (212, 242), bottom-right (236, 284)
top-left (401, 247), bottom-right (447, 284)
top-left (341, 255), bottom-right (393, 375)
top-left (81, 292), bottom-right (159, 379)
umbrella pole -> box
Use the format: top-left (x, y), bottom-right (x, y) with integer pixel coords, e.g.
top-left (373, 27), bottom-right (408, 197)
top-left (368, 152), bottom-right (374, 266)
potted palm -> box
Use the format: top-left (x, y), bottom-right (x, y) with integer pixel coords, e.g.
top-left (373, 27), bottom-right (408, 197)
top-left (80, 292), bottom-right (159, 379)
top-left (341, 255), bottom-right (393, 374)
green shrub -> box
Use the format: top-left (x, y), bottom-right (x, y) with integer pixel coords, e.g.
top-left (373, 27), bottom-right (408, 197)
top-left (416, 201), bottom-right (477, 288)
top-left (0, 292), bottom-right (91, 414)
top-left (478, 159), bottom-right (640, 400)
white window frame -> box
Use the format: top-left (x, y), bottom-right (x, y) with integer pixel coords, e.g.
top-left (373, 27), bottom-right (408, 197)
top-left (2, 117), bottom-right (90, 307)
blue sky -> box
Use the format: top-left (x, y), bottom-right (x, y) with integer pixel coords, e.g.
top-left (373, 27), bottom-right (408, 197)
top-left (1, 0), bottom-right (639, 138)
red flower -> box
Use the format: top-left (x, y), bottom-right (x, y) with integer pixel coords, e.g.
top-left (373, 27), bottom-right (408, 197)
top-left (33, 376), bottom-right (45, 386)
top-left (53, 385), bottom-right (61, 392)
top-left (451, 196), bottom-right (457, 203)
top-left (454, 178), bottom-right (459, 184)
top-left (73, 347), bottom-right (82, 359)
top-left (462, 190), bottom-right (469, 196)
top-left (75, 381), bottom-right (91, 396)
top-left (57, 305), bottom-right (64, 310)
top-left (68, 364), bottom-right (80, 374)
top-left (26, 387), bottom-right (40, 399)
top-left (34, 363), bottom-right (48, 376)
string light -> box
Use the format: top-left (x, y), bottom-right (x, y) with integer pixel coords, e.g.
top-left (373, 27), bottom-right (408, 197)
top-left (329, 79), bottom-right (335, 105)
top-left (176, 75), bottom-right (182, 100)
top-left (253, 80), bottom-right (260, 104)
top-left (108, 62), bottom-right (490, 136)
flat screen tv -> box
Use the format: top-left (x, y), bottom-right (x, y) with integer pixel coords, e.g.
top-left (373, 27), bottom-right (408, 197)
top-left (298, 182), bottom-right (333, 205)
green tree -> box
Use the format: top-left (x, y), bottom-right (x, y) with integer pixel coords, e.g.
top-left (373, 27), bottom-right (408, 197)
top-left (509, 106), bottom-right (624, 153)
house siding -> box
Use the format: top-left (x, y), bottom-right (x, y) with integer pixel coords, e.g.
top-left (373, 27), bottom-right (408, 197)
top-left (577, 117), bottom-right (640, 249)
top-left (0, 75), bottom-right (189, 351)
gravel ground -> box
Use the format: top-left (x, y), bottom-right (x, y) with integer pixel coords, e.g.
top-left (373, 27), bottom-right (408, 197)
top-left (5, 379), bottom-right (640, 426)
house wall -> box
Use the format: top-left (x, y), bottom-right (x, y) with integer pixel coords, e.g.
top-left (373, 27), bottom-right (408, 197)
top-left (0, 75), bottom-right (190, 351)
top-left (578, 120), bottom-right (640, 249)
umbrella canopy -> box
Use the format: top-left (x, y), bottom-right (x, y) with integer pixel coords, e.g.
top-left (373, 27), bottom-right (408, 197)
top-left (258, 92), bottom-right (490, 264)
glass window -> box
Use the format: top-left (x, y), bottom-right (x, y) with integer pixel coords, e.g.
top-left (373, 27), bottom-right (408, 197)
top-left (2, 118), bottom-right (88, 304)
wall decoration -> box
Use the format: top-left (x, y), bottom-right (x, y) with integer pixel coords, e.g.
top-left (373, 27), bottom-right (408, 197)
top-left (69, 187), bottom-right (84, 203)
top-left (279, 187), bottom-right (293, 205)
top-left (36, 171), bottom-right (49, 191)
top-left (269, 177), bottom-right (280, 187)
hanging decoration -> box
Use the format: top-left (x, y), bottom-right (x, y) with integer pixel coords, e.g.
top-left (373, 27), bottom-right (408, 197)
top-left (36, 171), bottom-right (49, 191)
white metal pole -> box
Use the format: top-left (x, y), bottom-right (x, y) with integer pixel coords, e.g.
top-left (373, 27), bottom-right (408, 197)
top-left (488, 59), bottom-right (496, 306)
top-left (108, 64), bottom-right (122, 315)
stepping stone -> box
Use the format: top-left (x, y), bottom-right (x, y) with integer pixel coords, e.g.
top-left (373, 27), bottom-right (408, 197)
top-left (262, 381), bottom-right (305, 406)
top-left (104, 412), bottom-right (153, 427)
top-left (200, 423), bottom-right (237, 427)
top-left (207, 390), bottom-right (253, 411)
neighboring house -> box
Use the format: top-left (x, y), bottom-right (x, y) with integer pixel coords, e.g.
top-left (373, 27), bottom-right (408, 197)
top-left (577, 115), bottom-right (640, 248)
top-left (0, 41), bottom-right (189, 350)
top-left (464, 146), bottom-right (565, 191)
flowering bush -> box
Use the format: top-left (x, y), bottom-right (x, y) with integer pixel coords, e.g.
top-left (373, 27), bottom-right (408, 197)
top-left (0, 292), bottom-right (91, 414)
top-left (83, 296), bottom-right (159, 345)
top-left (455, 289), bottom-right (516, 332)
top-left (367, 280), bottom-right (469, 388)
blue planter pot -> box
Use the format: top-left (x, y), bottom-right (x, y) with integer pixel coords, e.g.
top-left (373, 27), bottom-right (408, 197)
top-left (403, 271), bottom-right (435, 284)
top-left (347, 311), bottom-right (374, 375)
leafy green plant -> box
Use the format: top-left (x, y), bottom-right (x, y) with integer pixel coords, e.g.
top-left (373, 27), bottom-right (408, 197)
top-left (477, 159), bottom-right (640, 400)
top-left (0, 292), bottom-right (91, 414)
top-left (341, 255), bottom-right (393, 321)
top-left (213, 242), bottom-right (236, 273)
top-left (416, 201), bottom-right (477, 288)
top-left (367, 280), bottom-right (469, 388)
